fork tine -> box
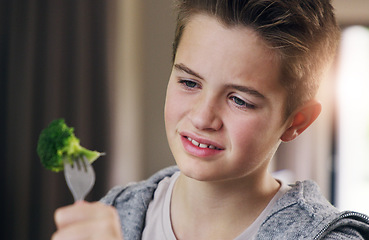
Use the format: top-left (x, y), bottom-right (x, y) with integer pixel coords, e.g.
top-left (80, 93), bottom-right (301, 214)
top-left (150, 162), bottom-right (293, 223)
top-left (80, 157), bottom-right (87, 172)
top-left (75, 158), bottom-right (82, 170)
top-left (64, 157), bottom-right (96, 202)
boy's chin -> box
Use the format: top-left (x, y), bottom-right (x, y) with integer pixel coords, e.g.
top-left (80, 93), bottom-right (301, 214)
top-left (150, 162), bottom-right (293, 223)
top-left (177, 162), bottom-right (232, 183)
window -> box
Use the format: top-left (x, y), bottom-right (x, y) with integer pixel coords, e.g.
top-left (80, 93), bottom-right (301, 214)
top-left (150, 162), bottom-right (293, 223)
top-left (336, 26), bottom-right (369, 215)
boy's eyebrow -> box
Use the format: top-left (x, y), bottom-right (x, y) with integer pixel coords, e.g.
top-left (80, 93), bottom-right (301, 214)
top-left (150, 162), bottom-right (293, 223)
top-left (226, 84), bottom-right (266, 99)
top-left (174, 63), bottom-right (204, 80)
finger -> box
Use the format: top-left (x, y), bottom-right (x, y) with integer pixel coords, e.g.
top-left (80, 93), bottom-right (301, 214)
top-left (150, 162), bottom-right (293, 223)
top-left (52, 215), bottom-right (123, 240)
top-left (52, 219), bottom-right (93, 240)
top-left (54, 201), bottom-right (93, 229)
top-left (54, 202), bottom-right (122, 233)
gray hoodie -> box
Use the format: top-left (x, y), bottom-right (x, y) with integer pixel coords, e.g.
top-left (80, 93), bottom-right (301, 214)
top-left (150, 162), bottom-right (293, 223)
top-left (100, 166), bottom-right (369, 240)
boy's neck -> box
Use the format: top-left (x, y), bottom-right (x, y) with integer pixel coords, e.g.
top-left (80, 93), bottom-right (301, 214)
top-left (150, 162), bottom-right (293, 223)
top-left (170, 171), bottom-right (280, 239)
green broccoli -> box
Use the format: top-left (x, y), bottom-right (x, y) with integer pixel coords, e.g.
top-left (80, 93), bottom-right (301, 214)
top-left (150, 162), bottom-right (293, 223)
top-left (37, 118), bottom-right (103, 172)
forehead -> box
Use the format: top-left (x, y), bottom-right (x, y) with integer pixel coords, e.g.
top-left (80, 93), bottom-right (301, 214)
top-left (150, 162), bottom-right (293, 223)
top-left (176, 14), bottom-right (284, 96)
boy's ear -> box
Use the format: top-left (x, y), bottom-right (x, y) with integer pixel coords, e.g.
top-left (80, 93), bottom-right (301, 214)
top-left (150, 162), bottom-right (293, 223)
top-left (280, 100), bottom-right (322, 142)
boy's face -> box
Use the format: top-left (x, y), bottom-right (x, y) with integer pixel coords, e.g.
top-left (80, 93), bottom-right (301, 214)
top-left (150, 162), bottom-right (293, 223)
top-left (165, 14), bottom-right (291, 183)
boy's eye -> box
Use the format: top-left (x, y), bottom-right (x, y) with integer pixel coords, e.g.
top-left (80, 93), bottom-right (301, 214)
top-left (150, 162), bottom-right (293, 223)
top-left (232, 96), bottom-right (245, 105)
top-left (178, 79), bottom-right (199, 89)
top-left (230, 96), bottom-right (256, 109)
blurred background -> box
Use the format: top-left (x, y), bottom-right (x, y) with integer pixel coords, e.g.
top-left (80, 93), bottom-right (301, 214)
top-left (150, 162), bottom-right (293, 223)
top-left (1, 0), bottom-right (369, 239)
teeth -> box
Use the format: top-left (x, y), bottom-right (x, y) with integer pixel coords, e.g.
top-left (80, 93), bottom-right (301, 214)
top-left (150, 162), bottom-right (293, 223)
top-left (199, 143), bottom-right (208, 148)
top-left (186, 137), bottom-right (218, 150)
top-left (192, 139), bottom-right (200, 146)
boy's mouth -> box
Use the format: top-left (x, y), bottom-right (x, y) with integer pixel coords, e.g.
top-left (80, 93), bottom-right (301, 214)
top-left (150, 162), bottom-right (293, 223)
top-left (184, 136), bottom-right (223, 150)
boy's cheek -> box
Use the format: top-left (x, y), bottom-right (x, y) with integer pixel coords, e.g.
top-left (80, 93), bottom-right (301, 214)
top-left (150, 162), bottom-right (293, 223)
top-left (165, 94), bottom-right (186, 120)
top-left (164, 102), bottom-right (179, 132)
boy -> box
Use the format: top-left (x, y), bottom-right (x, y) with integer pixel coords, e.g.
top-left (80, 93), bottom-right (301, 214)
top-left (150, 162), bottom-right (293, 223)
top-left (52, 0), bottom-right (369, 239)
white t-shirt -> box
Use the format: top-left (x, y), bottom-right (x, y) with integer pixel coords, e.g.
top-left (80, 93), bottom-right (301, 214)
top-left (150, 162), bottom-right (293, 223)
top-left (142, 172), bottom-right (290, 240)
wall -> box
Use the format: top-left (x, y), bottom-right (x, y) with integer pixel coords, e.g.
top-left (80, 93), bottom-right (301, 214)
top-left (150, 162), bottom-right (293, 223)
top-left (107, 0), bottom-right (175, 187)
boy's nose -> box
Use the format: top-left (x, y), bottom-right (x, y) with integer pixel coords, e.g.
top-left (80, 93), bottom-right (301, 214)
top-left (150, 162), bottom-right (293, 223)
top-left (189, 98), bottom-right (223, 131)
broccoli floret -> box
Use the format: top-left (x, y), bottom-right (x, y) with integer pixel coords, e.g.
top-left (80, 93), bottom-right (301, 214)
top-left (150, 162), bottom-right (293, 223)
top-left (37, 118), bottom-right (103, 172)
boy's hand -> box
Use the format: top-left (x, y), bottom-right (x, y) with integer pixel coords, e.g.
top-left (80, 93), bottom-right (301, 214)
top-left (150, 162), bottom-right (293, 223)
top-left (51, 201), bottom-right (123, 240)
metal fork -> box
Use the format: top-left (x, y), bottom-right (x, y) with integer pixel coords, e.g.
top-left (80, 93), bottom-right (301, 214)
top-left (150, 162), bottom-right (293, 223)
top-left (64, 156), bottom-right (96, 202)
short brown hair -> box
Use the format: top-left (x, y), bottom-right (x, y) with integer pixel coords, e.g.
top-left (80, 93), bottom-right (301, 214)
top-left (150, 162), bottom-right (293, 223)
top-left (172, 0), bottom-right (340, 117)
